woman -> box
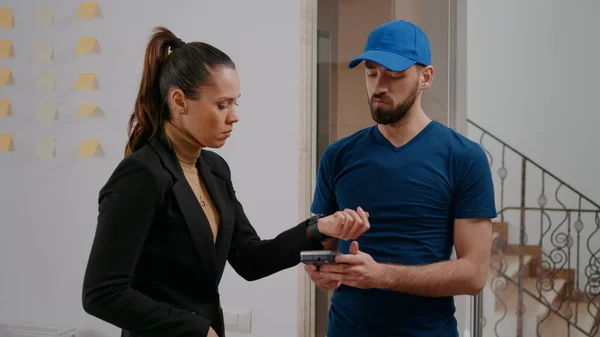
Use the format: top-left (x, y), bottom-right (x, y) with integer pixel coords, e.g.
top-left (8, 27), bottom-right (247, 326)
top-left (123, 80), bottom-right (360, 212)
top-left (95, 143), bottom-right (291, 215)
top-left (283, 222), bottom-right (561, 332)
top-left (81, 27), bottom-right (370, 337)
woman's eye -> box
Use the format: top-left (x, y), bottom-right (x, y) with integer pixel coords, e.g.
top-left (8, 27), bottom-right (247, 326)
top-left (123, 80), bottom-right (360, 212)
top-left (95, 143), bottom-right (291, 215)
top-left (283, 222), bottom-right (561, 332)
top-left (218, 100), bottom-right (239, 110)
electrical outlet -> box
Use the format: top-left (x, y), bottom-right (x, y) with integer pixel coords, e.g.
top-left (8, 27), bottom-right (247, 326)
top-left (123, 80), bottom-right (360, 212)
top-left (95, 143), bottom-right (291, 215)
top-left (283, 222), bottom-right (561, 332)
top-left (223, 309), bottom-right (252, 333)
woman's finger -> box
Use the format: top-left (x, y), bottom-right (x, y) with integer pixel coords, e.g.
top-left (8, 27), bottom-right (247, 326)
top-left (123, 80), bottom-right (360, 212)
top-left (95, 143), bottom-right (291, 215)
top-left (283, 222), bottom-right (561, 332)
top-left (345, 208), bottom-right (368, 239)
top-left (340, 210), bottom-right (354, 239)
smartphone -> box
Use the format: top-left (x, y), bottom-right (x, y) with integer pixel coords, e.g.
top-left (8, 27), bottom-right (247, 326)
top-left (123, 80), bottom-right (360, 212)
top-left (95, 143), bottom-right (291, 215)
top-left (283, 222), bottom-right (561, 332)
top-left (300, 250), bottom-right (339, 265)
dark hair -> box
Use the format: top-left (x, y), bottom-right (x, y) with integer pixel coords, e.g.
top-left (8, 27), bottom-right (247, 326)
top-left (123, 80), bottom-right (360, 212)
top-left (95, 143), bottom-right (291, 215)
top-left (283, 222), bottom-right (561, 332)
top-left (125, 26), bottom-right (235, 156)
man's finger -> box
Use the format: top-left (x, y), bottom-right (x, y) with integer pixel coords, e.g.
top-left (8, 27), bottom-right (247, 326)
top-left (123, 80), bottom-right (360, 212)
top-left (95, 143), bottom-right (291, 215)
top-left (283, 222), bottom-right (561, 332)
top-left (349, 241), bottom-right (360, 255)
top-left (341, 280), bottom-right (359, 288)
top-left (318, 263), bottom-right (347, 273)
top-left (334, 253), bottom-right (363, 265)
top-left (318, 271), bottom-right (346, 282)
top-left (316, 279), bottom-right (341, 290)
top-left (304, 264), bottom-right (317, 272)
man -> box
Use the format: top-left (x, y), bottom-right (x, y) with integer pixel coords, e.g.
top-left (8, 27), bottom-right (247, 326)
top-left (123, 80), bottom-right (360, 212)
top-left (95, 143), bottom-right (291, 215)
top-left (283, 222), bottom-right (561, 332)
top-left (306, 20), bottom-right (496, 337)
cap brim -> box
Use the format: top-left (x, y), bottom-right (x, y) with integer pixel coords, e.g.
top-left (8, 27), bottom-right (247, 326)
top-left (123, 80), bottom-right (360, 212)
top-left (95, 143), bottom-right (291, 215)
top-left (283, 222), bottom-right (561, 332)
top-left (348, 50), bottom-right (416, 72)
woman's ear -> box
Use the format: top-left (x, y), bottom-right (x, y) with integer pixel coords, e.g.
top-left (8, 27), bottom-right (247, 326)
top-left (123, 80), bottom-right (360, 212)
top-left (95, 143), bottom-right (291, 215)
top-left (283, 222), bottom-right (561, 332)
top-left (169, 89), bottom-right (188, 114)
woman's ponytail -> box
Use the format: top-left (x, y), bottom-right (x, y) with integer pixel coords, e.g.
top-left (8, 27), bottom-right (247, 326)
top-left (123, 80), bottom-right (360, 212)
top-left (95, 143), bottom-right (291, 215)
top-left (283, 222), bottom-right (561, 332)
top-left (125, 27), bottom-right (177, 156)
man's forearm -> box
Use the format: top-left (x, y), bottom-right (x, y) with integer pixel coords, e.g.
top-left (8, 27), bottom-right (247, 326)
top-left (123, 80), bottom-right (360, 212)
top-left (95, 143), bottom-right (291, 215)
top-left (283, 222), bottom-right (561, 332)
top-left (377, 259), bottom-right (486, 297)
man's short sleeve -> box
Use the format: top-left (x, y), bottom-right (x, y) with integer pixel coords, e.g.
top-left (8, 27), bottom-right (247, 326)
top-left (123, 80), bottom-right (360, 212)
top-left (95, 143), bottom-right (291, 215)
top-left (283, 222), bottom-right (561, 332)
top-left (311, 148), bottom-right (338, 216)
top-left (453, 145), bottom-right (497, 219)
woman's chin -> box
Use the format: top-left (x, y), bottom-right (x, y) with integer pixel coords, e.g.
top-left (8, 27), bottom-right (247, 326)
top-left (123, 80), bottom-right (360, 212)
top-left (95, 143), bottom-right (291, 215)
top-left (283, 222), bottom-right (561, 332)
top-left (205, 139), bottom-right (227, 149)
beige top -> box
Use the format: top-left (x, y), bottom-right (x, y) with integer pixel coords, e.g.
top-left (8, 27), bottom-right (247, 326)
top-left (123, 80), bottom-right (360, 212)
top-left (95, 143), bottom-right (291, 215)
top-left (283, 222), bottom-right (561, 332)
top-left (164, 121), bottom-right (220, 243)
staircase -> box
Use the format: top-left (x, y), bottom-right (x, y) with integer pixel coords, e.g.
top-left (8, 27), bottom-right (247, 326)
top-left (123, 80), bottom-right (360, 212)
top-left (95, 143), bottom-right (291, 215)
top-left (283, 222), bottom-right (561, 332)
top-left (484, 226), bottom-right (599, 337)
top-left (468, 120), bottom-right (600, 337)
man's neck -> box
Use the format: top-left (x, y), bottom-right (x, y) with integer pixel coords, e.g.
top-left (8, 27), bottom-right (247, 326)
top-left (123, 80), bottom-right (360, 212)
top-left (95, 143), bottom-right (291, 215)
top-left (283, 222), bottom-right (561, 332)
top-left (377, 108), bottom-right (432, 148)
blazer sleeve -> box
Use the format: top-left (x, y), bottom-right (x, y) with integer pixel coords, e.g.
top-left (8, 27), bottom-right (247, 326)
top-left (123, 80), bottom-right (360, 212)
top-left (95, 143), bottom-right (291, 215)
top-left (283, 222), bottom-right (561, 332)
top-left (82, 156), bottom-right (212, 337)
top-left (220, 162), bottom-right (324, 281)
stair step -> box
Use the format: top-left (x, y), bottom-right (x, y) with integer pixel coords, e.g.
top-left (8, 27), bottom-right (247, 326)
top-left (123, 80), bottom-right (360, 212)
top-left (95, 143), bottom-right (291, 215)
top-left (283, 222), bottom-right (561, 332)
top-left (538, 300), bottom-right (599, 337)
top-left (488, 254), bottom-right (532, 283)
top-left (499, 277), bottom-right (567, 317)
top-left (489, 254), bottom-right (534, 312)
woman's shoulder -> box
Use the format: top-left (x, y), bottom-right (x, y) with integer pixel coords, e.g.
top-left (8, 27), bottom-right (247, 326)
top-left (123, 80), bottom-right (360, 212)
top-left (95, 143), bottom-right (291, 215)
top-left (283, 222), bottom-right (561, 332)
top-left (108, 145), bottom-right (169, 188)
top-left (127, 144), bottom-right (162, 167)
top-left (200, 150), bottom-right (231, 179)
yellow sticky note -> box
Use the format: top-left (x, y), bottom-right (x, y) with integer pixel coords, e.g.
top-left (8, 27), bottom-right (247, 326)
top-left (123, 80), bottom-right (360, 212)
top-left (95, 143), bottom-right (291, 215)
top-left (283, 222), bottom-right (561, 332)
top-left (0, 40), bottom-right (13, 58)
top-left (76, 104), bottom-right (102, 117)
top-left (76, 37), bottom-right (99, 54)
top-left (35, 137), bottom-right (56, 158)
top-left (75, 73), bottom-right (98, 90)
top-left (0, 9), bottom-right (14, 28)
top-left (35, 41), bottom-right (53, 61)
top-left (37, 70), bottom-right (55, 90)
top-left (0, 98), bottom-right (11, 116)
top-left (36, 4), bottom-right (54, 26)
top-left (0, 69), bottom-right (13, 85)
top-left (77, 140), bottom-right (103, 157)
top-left (0, 133), bottom-right (14, 152)
top-left (76, 2), bottom-right (100, 19)
top-left (37, 102), bottom-right (59, 121)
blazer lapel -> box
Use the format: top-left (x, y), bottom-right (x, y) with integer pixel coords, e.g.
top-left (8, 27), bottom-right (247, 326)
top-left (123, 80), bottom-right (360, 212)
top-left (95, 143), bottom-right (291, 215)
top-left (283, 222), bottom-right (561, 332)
top-left (199, 155), bottom-right (234, 281)
top-left (149, 137), bottom-right (218, 279)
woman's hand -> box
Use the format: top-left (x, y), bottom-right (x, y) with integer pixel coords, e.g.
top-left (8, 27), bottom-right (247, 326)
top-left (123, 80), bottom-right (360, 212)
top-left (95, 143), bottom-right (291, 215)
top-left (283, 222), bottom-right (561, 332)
top-left (207, 327), bottom-right (219, 337)
top-left (317, 207), bottom-right (370, 240)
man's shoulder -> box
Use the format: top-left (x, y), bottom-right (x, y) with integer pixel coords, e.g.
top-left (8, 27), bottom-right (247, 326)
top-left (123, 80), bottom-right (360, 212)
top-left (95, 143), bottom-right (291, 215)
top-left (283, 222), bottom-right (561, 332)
top-left (430, 122), bottom-right (487, 162)
top-left (322, 126), bottom-right (374, 160)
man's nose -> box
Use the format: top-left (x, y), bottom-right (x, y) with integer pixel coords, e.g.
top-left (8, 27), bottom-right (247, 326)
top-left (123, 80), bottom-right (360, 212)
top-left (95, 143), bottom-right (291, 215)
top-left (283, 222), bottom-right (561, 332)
top-left (373, 77), bottom-right (388, 94)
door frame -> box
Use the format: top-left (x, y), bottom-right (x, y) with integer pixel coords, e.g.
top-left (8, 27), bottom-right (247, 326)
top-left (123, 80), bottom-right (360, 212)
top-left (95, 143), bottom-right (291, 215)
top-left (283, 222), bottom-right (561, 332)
top-left (296, 1), bottom-right (471, 336)
top-left (297, 1), bottom-right (319, 336)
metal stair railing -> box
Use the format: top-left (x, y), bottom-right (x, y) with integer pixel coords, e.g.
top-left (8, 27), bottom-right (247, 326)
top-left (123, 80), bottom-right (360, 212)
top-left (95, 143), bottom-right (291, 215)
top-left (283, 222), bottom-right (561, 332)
top-left (468, 119), bottom-right (600, 337)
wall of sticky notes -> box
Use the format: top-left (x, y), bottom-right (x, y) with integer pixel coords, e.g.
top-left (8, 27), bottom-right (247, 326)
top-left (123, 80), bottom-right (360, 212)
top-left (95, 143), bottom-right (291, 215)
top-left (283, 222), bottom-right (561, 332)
top-left (1, 1), bottom-right (107, 160)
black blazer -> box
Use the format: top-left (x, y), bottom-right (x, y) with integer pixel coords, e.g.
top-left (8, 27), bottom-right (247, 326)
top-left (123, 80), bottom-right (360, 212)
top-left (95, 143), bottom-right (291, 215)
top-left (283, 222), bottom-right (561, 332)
top-left (82, 136), bottom-right (323, 337)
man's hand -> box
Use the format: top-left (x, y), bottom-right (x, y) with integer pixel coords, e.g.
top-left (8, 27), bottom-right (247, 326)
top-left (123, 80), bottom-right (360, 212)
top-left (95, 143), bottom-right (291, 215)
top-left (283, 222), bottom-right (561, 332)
top-left (317, 207), bottom-right (370, 241)
top-left (317, 241), bottom-right (385, 289)
top-left (304, 264), bottom-right (341, 290)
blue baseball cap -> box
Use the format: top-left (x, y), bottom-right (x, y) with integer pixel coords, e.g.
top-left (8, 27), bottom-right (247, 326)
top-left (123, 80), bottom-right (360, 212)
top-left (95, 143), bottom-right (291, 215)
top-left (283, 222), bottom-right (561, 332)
top-left (349, 20), bottom-right (431, 72)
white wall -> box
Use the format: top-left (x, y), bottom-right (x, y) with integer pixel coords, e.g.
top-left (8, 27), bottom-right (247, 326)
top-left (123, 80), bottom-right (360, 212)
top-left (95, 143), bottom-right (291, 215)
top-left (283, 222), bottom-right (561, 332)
top-left (466, 0), bottom-right (600, 294)
top-left (467, 0), bottom-right (600, 202)
top-left (0, 1), bottom-right (302, 337)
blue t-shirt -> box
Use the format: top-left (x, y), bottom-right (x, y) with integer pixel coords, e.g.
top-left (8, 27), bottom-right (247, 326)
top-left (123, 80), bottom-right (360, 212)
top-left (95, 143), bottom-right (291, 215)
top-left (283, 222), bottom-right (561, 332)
top-left (311, 121), bottom-right (497, 337)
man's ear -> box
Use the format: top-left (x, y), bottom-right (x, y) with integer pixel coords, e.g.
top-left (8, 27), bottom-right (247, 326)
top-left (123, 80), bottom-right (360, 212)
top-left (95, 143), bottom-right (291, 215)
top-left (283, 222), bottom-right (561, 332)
top-left (420, 65), bottom-right (435, 90)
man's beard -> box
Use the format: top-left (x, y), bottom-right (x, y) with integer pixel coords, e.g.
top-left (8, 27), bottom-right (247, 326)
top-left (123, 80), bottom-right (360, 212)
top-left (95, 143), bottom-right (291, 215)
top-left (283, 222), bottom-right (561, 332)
top-left (369, 83), bottom-right (419, 125)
